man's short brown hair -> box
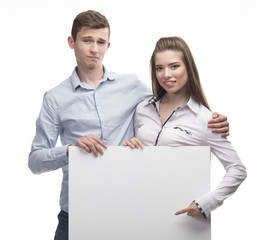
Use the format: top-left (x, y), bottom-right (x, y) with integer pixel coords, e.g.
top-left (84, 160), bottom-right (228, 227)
top-left (71, 10), bottom-right (110, 42)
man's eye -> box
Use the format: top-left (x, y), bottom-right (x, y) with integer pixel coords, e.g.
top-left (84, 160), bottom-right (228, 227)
top-left (98, 41), bottom-right (106, 45)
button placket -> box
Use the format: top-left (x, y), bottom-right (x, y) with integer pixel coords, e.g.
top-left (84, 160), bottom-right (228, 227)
top-left (94, 91), bottom-right (108, 142)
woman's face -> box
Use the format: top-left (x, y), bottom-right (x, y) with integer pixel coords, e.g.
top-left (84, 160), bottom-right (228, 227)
top-left (155, 50), bottom-right (188, 96)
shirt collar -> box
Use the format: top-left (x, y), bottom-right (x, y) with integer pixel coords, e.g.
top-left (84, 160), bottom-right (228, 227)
top-left (186, 97), bottom-right (200, 114)
top-left (144, 95), bottom-right (200, 114)
top-left (148, 95), bottom-right (159, 104)
top-left (70, 66), bottom-right (116, 91)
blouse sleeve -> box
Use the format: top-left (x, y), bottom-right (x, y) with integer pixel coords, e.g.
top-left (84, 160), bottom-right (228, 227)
top-left (195, 130), bottom-right (247, 218)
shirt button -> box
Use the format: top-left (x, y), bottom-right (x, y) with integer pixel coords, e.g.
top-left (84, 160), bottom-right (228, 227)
top-left (97, 106), bottom-right (101, 110)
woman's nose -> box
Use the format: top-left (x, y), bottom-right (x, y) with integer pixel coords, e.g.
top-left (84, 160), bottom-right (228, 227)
top-left (164, 68), bottom-right (172, 79)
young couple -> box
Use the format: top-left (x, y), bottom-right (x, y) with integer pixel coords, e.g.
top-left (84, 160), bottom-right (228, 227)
top-left (28, 10), bottom-right (246, 240)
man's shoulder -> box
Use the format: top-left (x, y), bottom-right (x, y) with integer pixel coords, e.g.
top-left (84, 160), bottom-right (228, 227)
top-left (43, 76), bottom-right (73, 104)
top-left (107, 70), bottom-right (149, 91)
top-left (51, 76), bottom-right (72, 91)
top-left (108, 71), bottom-right (140, 82)
top-left (47, 75), bottom-right (72, 92)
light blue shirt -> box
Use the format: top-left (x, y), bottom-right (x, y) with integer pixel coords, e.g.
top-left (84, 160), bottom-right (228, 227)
top-left (29, 67), bottom-right (152, 212)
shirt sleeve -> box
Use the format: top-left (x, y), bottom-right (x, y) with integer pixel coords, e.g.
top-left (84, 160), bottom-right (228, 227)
top-left (28, 91), bottom-right (68, 174)
top-left (136, 78), bottom-right (152, 102)
top-left (133, 79), bottom-right (152, 138)
top-left (133, 107), bottom-right (140, 138)
top-left (195, 130), bottom-right (247, 218)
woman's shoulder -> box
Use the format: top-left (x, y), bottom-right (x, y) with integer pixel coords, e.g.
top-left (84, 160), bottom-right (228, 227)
top-left (197, 104), bottom-right (212, 122)
top-left (195, 103), bottom-right (225, 140)
top-left (188, 98), bottom-right (212, 123)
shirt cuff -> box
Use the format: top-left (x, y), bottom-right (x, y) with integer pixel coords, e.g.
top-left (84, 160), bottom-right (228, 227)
top-left (193, 200), bottom-right (207, 219)
top-left (194, 192), bottom-right (219, 218)
top-left (49, 145), bottom-right (69, 166)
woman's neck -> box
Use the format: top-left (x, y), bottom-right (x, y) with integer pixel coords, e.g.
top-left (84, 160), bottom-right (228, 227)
top-left (158, 92), bottom-right (189, 125)
top-left (160, 91), bottom-right (190, 109)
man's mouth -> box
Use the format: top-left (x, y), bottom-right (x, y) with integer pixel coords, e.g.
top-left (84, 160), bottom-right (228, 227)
top-left (87, 56), bottom-right (99, 60)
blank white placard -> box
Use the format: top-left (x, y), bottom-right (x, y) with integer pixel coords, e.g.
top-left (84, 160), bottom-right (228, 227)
top-left (69, 146), bottom-right (211, 240)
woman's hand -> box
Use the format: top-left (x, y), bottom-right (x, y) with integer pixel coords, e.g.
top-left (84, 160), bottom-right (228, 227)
top-left (123, 137), bottom-right (145, 149)
top-left (174, 202), bottom-right (204, 219)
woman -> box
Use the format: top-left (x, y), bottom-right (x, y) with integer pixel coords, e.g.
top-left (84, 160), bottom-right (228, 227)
top-left (124, 36), bottom-right (246, 219)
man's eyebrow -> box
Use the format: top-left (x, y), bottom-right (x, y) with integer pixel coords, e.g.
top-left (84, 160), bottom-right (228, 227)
top-left (98, 38), bottom-right (107, 43)
top-left (81, 36), bottom-right (107, 42)
top-left (81, 36), bottom-right (93, 38)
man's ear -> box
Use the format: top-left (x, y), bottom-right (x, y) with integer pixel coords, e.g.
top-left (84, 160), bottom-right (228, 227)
top-left (107, 42), bottom-right (111, 49)
top-left (68, 36), bottom-right (74, 49)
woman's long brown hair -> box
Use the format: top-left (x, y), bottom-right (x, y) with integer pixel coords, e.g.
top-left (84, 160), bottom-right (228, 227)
top-left (150, 36), bottom-right (210, 110)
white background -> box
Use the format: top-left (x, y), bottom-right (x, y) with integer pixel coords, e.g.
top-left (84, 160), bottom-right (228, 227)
top-left (0, 0), bottom-right (263, 239)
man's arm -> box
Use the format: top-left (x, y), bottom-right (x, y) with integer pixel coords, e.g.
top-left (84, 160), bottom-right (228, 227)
top-left (28, 92), bottom-right (68, 174)
top-left (208, 112), bottom-right (229, 137)
top-left (29, 93), bottom-right (108, 174)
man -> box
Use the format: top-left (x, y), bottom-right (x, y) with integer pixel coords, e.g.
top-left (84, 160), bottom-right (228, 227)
top-left (28, 10), bottom-right (229, 240)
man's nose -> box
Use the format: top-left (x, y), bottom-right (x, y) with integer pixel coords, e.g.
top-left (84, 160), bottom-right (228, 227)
top-left (90, 43), bottom-right (98, 53)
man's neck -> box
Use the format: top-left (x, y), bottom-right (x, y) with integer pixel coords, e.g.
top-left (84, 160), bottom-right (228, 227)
top-left (77, 65), bottom-right (104, 88)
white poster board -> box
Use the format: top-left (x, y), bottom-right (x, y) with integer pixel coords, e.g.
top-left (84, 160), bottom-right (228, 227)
top-left (69, 146), bottom-right (211, 240)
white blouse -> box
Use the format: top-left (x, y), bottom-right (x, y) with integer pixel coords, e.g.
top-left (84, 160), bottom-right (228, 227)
top-left (134, 96), bottom-right (247, 217)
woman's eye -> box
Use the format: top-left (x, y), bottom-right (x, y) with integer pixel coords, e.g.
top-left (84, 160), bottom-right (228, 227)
top-left (155, 67), bottom-right (163, 71)
top-left (171, 65), bottom-right (179, 69)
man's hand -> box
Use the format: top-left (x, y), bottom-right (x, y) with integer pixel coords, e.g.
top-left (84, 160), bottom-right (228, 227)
top-left (67, 134), bottom-right (107, 157)
top-left (175, 202), bottom-right (203, 219)
top-left (123, 137), bottom-right (145, 149)
top-left (208, 112), bottom-right (229, 137)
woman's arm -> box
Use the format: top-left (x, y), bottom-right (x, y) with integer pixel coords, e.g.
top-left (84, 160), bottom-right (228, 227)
top-left (195, 131), bottom-right (247, 218)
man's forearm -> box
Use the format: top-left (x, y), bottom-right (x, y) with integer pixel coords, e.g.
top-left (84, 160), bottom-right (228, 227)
top-left (28, 145), bottom-right (68, 174)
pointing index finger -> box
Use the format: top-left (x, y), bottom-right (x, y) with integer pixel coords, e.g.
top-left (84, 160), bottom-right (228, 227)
top-left (174, 207), bottom-right (190, 215)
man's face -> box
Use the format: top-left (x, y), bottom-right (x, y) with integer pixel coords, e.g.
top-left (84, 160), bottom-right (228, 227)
top-left (68, 27), bottom-right (110, 70)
